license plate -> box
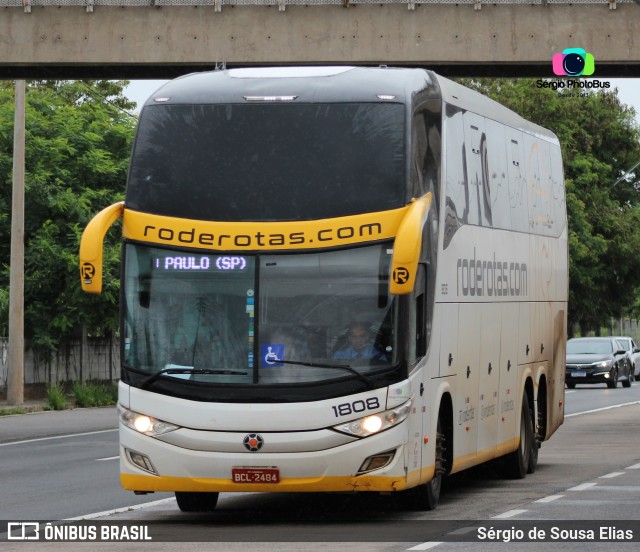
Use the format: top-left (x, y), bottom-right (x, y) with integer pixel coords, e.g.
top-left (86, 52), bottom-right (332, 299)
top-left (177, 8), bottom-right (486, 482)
top-left (232, 467), bottom-right (280, 484)
top-left (571, 370), bottom-right (586, 377)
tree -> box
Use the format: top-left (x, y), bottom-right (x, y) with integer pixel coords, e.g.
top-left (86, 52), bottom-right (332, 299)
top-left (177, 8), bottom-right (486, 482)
top-left (457, 79), bottom-right (640, 332)
top-left (0, 80), bottom-right (137, 354)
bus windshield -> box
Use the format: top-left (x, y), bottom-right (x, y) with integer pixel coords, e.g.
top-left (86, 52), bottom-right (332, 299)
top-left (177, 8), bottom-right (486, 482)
top-left (126, 103), bottom-right (406, 221)
top-left (123, 243), bottom-right (399, 395)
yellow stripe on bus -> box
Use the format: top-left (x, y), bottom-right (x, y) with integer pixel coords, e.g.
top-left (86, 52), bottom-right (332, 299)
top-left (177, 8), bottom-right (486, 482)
top-left (122, 207), bottom-right (411, 252)
top-left (121, 469), bottom-right (428, 494)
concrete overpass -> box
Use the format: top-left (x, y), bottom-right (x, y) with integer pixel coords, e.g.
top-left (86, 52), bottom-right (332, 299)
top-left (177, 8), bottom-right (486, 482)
top-left (1, 1), bottom-right (640, 78)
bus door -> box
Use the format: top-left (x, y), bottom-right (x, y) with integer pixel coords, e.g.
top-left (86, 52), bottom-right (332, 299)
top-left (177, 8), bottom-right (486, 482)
top-left (406, 264), bottom-right (429, 487)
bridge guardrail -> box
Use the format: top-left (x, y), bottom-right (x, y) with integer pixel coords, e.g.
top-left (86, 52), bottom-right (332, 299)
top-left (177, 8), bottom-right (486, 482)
top-left (2, 0), bottom-right (632, 13)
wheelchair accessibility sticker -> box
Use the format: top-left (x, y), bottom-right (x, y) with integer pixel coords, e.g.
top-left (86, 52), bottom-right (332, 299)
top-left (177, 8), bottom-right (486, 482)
top-left (261, 344), bottom-right (285, 367)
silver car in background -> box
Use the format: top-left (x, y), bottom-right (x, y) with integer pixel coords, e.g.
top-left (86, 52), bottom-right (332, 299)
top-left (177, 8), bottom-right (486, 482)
top-left (612, 336), bottom-right (640, 381)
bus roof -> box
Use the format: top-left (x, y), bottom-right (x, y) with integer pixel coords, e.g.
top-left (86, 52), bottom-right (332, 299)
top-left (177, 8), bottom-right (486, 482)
top-left (144, 66), bottom-right (558, 145)
top-left (433, 74), bottom-right (559, 145)
top-left (144, 66), bottom-right (435, 106)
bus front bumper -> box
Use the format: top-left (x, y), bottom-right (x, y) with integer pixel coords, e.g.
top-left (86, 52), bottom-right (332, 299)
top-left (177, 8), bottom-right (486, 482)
top-left (119, 424), bottom-right (422, 494)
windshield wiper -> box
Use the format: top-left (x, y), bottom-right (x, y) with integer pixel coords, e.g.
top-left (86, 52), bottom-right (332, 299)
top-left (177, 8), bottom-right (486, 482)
top-left (140, 368), bottom-right (248, 390)
top-left (276, 359), bottom-right (376, 389)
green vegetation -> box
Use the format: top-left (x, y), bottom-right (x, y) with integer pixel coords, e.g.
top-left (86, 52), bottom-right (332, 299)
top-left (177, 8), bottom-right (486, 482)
top-left (1, 382), bottom-right (117, 414)
top-left (72, 381), bottom-right (118, 407)
top-left (0, 406), bottom-right (29, 416)
top-left (45, 382), bottom-right (67, 411)
top-left (458, 79), bottom-right (640, 332)
top-left (0, 80), bottom-right (136, 355)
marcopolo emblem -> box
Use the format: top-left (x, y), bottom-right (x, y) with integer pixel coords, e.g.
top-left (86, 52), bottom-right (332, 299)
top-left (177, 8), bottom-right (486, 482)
top-left (392, 266), bottom-right (410, 285)
top-left (243, 433), bottom-right (264, 452)
top-left (81, 262), bottom-right (96, 282)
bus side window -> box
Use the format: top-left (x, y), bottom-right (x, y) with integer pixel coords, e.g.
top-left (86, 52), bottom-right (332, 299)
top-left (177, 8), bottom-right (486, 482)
top-left (462, 112), bottom-right (485, 226)
top-left (506, 131), bottom-right (529, 233)
top-left (411, 113), bottom-right (428, 199)
top-left (485, 120), bottom-right (511, 230)
top-left (549, 145), bottom-right (566, 236)
top-left (536, 139), bottom-right (555, 236)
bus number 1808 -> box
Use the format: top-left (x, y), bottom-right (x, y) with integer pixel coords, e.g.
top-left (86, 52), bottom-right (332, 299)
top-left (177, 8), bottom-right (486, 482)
top-left (332, 397), bottom-right (380, 417)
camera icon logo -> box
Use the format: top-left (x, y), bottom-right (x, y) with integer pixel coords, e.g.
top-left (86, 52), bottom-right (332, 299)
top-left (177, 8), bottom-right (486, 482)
top-left (552, 48), bottom-right (595, 77)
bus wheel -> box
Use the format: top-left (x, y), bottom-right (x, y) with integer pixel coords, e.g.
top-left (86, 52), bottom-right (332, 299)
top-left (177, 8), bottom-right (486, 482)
top-left (527, 399), bottom-right (540, 475)
top-left (175, 492), bottom-right (219, 512)
top-left (505, 394), bottom-right (533, 480)
top-left (401, 419), bottom-right (445, 511)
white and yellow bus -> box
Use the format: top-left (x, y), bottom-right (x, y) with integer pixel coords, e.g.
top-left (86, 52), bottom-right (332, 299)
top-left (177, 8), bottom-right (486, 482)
top-left (80, 66), bottom-right (567, 511)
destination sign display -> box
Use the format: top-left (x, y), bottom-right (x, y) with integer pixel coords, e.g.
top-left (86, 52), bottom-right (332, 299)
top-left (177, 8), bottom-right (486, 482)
top-left (152, 255), bottom-right (248, 272)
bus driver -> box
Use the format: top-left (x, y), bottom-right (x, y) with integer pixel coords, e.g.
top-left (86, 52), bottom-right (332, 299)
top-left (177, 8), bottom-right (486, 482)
top-left (333, 321), bottom-right (387, 361)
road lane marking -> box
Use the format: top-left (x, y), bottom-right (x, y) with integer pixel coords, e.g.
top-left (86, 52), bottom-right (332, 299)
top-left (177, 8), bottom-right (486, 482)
top-left (599, 472), bottom-right (625, 479)
top-left (407, 542), bottom-right (444, 551)
top-left (535, 494), bottom-right (564, 503)
top-left (95, 456), bottom-right (119, 461)
top-left (565, 400), bottom-right (640, 418)
top-left (407, 526), bottom-right (476, 550)
top-left (626, 462), bottom-right (640, 469)
top-left (65, 497), bottom-right (177, 521)
top-left (0, 429), bottom-right (118, 447)
top-left (568, 482), bottom-right (597, 491)
top-left (491, 509), bottom-right (527, 519)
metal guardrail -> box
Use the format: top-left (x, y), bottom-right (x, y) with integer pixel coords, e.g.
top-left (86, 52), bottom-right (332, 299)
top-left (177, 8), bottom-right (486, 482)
top-left (2, 0), bottom-right (633, 13)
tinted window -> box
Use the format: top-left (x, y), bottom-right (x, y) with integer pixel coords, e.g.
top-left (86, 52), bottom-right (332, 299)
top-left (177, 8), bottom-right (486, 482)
top-left (127, 103), bottom-right (407, 221)
top-left (485, 120), bottom-right (511, 230)
top-left (567, 339), bottom-right (613, 355)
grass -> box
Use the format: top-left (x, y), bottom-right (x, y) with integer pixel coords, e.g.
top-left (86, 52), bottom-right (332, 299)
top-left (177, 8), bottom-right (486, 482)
top-left (1, 381), bottom-right (118, 414)
top-left (45, 382), bottom-right (67, 411)
top-left (72, 382), bottom-right (118, 408)
top-left (0, 407), bottom-right (29, 417)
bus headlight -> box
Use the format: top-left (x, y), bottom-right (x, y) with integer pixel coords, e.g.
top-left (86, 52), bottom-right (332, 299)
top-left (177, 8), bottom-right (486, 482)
top-left (119, 405), bottom-right (180, 437)
top-left (332, 399), bottom-right (412, 438)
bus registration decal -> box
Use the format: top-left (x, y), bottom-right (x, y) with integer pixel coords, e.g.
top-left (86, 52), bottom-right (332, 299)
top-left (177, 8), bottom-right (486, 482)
top-left (232, 467), bottom-right (280, 484)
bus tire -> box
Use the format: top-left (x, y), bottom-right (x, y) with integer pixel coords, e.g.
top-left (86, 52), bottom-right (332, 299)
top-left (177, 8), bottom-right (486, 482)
top-left (528, 388), bottom-right (544, 475)
top-left (528, 438), bottom-right (539, 475)
top-left (175, 491), bottom-right (219, 512)
top-left (505, 393), bottom-right (533, 480)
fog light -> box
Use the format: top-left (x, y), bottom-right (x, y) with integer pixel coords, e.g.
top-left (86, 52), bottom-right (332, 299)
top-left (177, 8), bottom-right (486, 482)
top-left (604, 373), bottom-right (611, 379)
top-left (358, 450), bottom-right (396, 474)
top-left (127, 449), bottom-right (157, 474)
